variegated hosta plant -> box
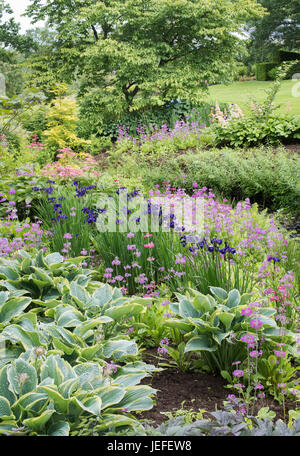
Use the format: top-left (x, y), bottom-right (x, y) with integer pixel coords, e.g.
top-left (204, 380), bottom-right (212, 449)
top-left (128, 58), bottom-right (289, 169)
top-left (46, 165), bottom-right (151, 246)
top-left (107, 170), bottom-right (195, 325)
top-left (163, 286), bottom-right (296, 374)
top-left (0, 250), bottom-right (159, 434)
top-left (0, 250), bottom-right (151, 365)
top-left (0, 350), bottom-right (156, 436)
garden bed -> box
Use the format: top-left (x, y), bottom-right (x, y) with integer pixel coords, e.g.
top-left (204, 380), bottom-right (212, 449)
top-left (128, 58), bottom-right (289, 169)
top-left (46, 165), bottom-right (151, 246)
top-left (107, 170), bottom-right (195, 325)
top-left (138, 350), bottom-right (298, 426)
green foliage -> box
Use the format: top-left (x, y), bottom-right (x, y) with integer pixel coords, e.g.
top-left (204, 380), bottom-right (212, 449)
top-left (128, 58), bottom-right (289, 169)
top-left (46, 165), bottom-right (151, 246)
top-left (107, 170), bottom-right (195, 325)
top-left (213, 115), bottom-right (300, 147)
top-left (0, 88), bottom-right (45, 136)
top-left (26, 0), bottom-right (265, 125)
top-left (33, 183), bottom-right (96, 257)
top-left (248, 0), bottom-right (300, 62)
top-left (256, 62), bottom-right (278, 81)
top-left (0, 249), bottom-right (159, 434)
top-left (256, 354), bottom-right (299, 401)
top-left (214, 62), bottom-right (300, 147)
top-left (42, 84), bottom-right (90, 156)
top-left (79, 98), bottom-right (224, 140)
top-left (162, 286), bottom-right (286, 374)
top-left (21, 105), bottom-right (49, 139)
top-left (273, 49), bottom-right (300, 63)
top-left (0, 352), bottom-right (155, 435)
top-left (123, 146), bottom-right (300, 213)
top-left (130, 405), bottom-right (300, 436)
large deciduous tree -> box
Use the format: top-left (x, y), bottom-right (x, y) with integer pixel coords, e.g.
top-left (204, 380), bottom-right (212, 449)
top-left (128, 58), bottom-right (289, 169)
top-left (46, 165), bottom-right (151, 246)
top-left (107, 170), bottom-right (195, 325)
top-left (248, 0), bottom-right (300, 62)
top-left (26, 0), bottom-right (265, 122)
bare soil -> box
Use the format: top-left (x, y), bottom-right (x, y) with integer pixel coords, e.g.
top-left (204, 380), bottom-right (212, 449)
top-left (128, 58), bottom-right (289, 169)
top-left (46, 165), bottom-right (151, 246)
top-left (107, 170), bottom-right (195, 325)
top-left (138, 350), bottom-right (297, 427)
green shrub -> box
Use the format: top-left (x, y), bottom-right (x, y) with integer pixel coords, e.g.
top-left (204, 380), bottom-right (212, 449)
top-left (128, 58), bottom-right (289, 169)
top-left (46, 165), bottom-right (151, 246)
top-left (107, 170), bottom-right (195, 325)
top-left (212, 115), bottom-right (300, 148)
top-left (273, 49), bottom-right (300, 64)
top-left (256, 62), bottom-right (278, 81)
top-left (138, 146), bottom-right (300, 212)
top-left (78, 96), bottom-right (227, 140)
top-left (22, 105), bottom-right (49, 139)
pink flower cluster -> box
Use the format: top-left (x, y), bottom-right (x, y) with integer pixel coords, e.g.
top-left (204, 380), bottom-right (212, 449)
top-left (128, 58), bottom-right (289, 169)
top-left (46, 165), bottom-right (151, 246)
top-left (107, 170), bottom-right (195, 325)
top-left (41, 149), bottom-right (100, 180)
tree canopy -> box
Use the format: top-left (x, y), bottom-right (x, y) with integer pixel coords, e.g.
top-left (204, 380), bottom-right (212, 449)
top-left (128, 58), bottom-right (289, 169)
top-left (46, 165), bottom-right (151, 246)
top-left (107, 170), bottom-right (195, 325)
top-left (248, 0), bottom-right (300, 62)
top-left (25, 0), bottom-right (265, 119)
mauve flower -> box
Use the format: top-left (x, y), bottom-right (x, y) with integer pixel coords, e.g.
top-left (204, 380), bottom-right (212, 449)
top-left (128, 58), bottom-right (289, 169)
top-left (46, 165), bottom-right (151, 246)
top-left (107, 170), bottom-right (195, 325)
top-left (232, 369), bottom-right (244, 378)
top-left (250, 319), bottom-right (263, 330)
top-left (241, 308), bottom-right (253, 317)
top-left (273, 349), bottom-right (286, 358)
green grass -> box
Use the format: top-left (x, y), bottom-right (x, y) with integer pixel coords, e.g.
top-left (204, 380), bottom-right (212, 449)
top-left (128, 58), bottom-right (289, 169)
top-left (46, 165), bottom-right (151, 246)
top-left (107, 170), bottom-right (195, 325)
top-left (205, 80), bottom-right (300, 116)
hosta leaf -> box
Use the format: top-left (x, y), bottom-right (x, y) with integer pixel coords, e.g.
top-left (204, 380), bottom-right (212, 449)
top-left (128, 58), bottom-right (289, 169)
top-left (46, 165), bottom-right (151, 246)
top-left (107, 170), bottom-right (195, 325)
top-left (239, 293), bottom-right (252, 306)
top-left (7, 359), bottom-right (38, 395)
top-left (258, 308), bottom-right (277, 317)
top-left (212, 331), bottom-right (231, 345)
top-left (43, 325), bottom-right (81, 348)
top-left (113, 385), bottom-right (156, 412)
top-left (1, 324), bottom-right (42, 350)
top-left (163, 319), bottom-right (194, 332)
top-left (184, 336), bottom-right (217, 353)
top-left (40, 356), bottom-right (64, 386)
top-left (39, 386), bottom-right (69, 413)
top-left (44, 252), bottom-right (64, 266)
top-left (23, 409), bottom-right (55, 433)
top-left (69, 282), bottom-right (91, 309)
top-left (112, 373), bottom-right (149, 388)
top-left (0, 267), bottom-right (19, 281)
top-left (226, 289), bottom-right (240, 308)
top-left (75, 396), bottom-right (102, 416)
top-left (58, 378), bottom-right (79, 399)
top-left (209, 287), bottom-right (228, 301)
top-left (73, 317), bottom-right (113, 336)
top-left (192, 295), bottom-right (213, 314)
top-left (74, 363), bottom-right (102, 387)
top-left (0, 366), bottom-right (16, 404)
top-left (218, 312), bottom-right (235, 331)
top-left (35, 251), bottom-right (48, 269)
top-left (102, 340), bottom-right (138, 359)
top-left (96, 386), bottom-right (126, 408)
top-left (79, 345), bottom-right (100, 361)
top-left (187, 317), bottom-right (219, 333)
top-left (0, 292), bottom-right (9, 307)
top-left (20, 258), bottom-right (32, 274)
top-left (56, 307), bottom-right (84, 328)
top-left (0, 395), bottom-right (13, 419)
top-left (93, 413), bottom-right (141, 431)
top-left (52, 338), bottom-right (75, 355)
top-left (104, 303), bottom-right (143, 320)
top-left (169, 303), bottom-right (179, 314)
top-left (0, 423), bottom-right (23, 436)
top-left (179, 299), bottom-right (200, 318)
top-left (13, 392), bottom-right (48, 414)
top-left (92, 285), bottom-right (112, 308)
top-left (32, 299), bottom-right (60, 309)
top-left (0, 297), bottom-right (32, 324)
top-left (257, 316), bottom-right (277, 327)
top-left (47, 421), bottom-right (70, 436)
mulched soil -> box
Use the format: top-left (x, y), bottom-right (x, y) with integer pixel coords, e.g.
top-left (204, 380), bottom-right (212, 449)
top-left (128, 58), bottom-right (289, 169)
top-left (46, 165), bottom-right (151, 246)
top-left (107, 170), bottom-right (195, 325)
top-left (138, 349), bottom-right (297, 426)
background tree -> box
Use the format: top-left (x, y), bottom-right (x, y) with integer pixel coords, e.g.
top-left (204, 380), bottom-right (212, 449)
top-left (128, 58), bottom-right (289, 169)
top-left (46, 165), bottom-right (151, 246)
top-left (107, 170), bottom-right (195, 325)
top-left (0, 0), bottom-right (36, 96)
top-left (247, 0), bottom-right (300, 62)
top-left (25, 0), bottom-right (266, 131)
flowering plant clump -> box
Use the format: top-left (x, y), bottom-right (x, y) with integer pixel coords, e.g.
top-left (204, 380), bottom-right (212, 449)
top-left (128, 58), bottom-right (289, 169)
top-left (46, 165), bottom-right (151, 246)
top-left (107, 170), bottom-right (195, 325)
top-left (0, 188), bottom-right (48, 257)
top-left (40, 148), bottom-right (100, 180)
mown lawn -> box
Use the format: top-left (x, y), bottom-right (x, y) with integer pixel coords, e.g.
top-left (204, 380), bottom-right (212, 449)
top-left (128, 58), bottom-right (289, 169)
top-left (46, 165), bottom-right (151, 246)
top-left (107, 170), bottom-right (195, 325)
top-left (205, 79), bottom-right (300, 116)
